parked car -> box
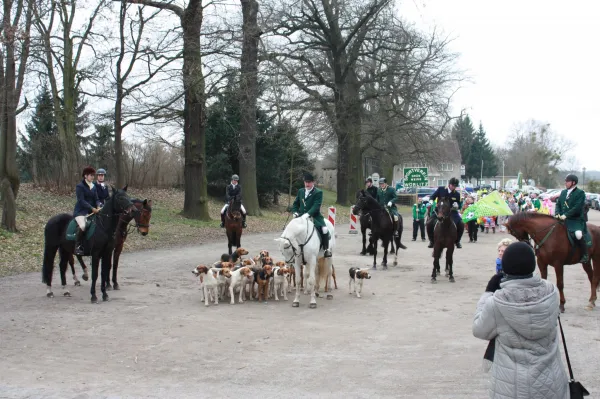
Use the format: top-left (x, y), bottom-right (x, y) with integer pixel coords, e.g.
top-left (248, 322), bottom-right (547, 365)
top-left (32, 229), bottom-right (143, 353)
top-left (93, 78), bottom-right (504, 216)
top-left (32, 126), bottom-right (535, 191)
top-left (591, 198), bottom-right (600, 211)
top-left (585, 193), bottom-right (599, 208)
top-left (540, 189), bottom-right (561, 200)
top-left (404, 187), bottom-right (437, 200)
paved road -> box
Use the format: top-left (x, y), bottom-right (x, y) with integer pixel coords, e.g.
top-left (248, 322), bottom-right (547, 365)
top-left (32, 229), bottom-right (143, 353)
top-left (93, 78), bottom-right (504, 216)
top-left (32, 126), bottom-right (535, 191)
top-left (1, 213), bottom-right (599, 398)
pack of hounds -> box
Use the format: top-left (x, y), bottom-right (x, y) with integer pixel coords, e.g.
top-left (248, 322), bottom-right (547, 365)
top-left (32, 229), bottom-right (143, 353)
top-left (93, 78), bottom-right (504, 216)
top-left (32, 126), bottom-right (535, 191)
top-left (191, 248), bottom-right (373, 306)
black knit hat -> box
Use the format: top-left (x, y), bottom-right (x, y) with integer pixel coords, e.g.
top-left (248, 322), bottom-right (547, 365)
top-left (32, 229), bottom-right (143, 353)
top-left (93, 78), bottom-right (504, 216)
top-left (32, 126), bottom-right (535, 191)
top-left (501, 242), bottom-right (536, 276)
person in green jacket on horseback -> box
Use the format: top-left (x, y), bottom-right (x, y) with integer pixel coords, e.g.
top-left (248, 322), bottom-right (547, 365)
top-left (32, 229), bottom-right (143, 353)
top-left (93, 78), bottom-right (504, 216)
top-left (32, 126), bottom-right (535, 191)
top-left (291, 173), bottom-right (332, 258)
top-left (555, 174), bottom-right (588, 263)
top-left (377, 177), bottom-right (400, 237)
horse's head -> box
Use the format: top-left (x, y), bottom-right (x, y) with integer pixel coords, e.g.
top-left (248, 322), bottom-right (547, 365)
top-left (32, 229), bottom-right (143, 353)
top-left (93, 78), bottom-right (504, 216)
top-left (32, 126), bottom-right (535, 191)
top-left (436, 197), bottom-right (452, 221)
top-left (228, 194), bottom-right (242, 215)
top-left (110, 186), bottom-right (137, 216)
top-left (353, 189), bottom-right (378, 215)
top-left (505, 213), bottom-right (533, 242)
top-left (132, 199), bottom-right (152, 236)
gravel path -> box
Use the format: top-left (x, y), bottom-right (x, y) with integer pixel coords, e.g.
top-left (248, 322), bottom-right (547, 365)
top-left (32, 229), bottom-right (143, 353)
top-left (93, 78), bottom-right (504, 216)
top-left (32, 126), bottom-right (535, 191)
top-left (1, 214), bottom-right (599, 398)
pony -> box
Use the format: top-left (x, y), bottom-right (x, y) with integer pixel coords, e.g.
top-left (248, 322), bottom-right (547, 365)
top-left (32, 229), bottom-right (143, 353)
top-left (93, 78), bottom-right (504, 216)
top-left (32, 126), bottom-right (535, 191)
top-left (42, 187), bottom-right (137, 303)
top-left (68, 198), bottom-right (153, 290)
top-left (225, 194), bottom-right (243, 255)
top-left (430, 197), bottom-right (457, 283)
top-left (505, 212), bottom-right (600, 312)
top-left (353, 190), bottom-right (406, 269)
top-left (275, 215), bottom-right (336, 309)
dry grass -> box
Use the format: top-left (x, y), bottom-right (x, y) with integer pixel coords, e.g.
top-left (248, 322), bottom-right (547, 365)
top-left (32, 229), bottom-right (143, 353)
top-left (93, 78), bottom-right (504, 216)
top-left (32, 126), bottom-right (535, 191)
top-left (0, 184), bottom-right (362, 277)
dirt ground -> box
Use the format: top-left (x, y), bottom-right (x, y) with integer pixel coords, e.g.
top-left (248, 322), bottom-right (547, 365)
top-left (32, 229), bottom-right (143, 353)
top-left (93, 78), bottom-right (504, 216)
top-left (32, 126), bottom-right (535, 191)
top-left (1, 213), bottom-right (599, 398)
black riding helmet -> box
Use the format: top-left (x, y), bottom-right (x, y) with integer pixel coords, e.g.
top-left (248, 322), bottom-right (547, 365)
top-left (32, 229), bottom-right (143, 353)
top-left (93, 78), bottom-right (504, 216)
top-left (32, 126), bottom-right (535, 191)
top-left (565, 174), bottom-right (578, 184)
top-left (366, 178), bottom-right (372, 183)
top-left (449, 177), bottom-right (459, 186)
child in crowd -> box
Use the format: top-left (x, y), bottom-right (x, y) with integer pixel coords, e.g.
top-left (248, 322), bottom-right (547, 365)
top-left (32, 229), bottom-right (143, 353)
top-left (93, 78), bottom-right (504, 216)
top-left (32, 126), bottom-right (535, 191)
top-left (496, 238), bottom-right (513, 275)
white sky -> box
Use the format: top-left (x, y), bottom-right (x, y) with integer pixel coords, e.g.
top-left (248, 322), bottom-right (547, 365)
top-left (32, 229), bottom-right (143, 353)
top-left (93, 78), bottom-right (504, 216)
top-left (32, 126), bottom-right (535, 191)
top-left (398, 0), bottom-right (600, 170)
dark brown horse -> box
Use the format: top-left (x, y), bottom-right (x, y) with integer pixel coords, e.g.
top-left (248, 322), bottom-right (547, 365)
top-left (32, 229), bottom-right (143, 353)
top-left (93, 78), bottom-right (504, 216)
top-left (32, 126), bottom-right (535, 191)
top-left (431, 197), bottom-right (456, 283)
top-left (225, 194), bottom-right (243, 255)
top-left (505, 212), bottom-right (600, 312)
top-left (68, 199), bottom-right (152, 290)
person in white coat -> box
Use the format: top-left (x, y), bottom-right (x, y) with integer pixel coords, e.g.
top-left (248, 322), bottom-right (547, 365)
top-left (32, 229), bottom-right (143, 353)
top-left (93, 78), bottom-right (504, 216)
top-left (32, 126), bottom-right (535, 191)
top-left (473, 242), bottom-right (570, 399)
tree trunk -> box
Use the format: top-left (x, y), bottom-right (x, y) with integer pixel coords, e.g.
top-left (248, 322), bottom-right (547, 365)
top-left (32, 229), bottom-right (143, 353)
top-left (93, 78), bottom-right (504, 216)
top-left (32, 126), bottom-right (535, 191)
top-left (238, 0), bottom-right (261, 216)
top-left (181, 0), bottom-right (209, 220)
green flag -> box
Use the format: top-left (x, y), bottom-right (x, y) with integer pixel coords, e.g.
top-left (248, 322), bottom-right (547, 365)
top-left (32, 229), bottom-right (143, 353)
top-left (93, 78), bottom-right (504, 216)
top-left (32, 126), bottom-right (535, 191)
top-left (462, 191), bottom-right (514, 223)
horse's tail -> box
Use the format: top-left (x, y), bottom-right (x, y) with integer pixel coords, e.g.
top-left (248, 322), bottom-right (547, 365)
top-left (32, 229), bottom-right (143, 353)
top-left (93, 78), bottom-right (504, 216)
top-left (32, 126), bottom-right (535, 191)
top-left (42, 213), bottom-right (72, 284)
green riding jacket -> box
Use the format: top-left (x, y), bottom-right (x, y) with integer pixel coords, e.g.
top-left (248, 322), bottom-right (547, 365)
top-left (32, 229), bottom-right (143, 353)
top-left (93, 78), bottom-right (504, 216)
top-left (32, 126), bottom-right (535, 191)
top-left (377, 185), bottom-right (398, 215)
top-left (412, 203), bottom-right (426, 220)
top-left (292, 187), bottom-right (326, 228)
top-left (555, 187), bottom-right (586, 232)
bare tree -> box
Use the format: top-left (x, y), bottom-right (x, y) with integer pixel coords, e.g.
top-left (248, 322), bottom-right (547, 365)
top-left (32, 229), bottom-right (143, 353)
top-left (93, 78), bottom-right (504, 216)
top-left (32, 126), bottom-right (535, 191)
top-left (238, 0), bottom-right (261, 215)
top-left (0, 0), bottom-right (33, 231)
top-left (116, 0), bottom-right (209, 219)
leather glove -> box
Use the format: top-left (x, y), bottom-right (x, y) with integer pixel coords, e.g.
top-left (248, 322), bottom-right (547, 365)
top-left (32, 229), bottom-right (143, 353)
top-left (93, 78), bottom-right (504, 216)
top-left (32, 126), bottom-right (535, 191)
top-left (560, 215), bottom-right (566, 220)
top-left (387, 201), bottom-right (392, 207)
top-left (452, 202), bottom-right (459, 209)
top-left (302, 213), bottom-right (310, 219)
top-left (485, 274), bottom-right (503, 293)
top-left (555, 214), bottom-right (561, 219)
top-left (293, 213), bottom-right (299, 218)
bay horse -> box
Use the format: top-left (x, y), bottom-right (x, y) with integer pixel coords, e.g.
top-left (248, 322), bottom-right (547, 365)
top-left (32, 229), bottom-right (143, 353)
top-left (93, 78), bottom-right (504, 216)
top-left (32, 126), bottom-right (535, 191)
top-left (275, 216), bottom-right (336, 308)
top-left (68, 198), bottom-right (153, 290)
top-left (353, 190), bottom-right (406, 270)
top-left (430, 197), bottom-right (456, 283)
top-left (42, 187), bottom-right (137, 303)
top-left (225, 194), bottom-right (243, 255)
top-left (505, 212), bottom-right (600, 312)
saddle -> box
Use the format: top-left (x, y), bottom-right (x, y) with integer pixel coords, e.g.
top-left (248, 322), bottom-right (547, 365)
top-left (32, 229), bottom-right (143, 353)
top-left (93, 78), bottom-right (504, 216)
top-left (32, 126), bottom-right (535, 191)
top-left (66, 217), bottom-right (96, 242)
top-left (566, 228), bottom-right (592, 249)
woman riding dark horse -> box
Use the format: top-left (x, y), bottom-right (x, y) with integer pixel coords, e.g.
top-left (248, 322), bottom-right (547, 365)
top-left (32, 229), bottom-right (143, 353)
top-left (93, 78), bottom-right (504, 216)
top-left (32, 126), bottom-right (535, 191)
top-left (220, 174), bottom-right (247, 228)
top-left (353, 189), bottom-right (406, 269)
top-left (427, 177), bottom-right (464, 249)
top-left (42, 170), bottom-right (137, 303)
top-left (74, 166), bottom-right (102, 255)
top-left (224, 194), bottom-right (243, 255)
top-left (359, 178), bottom-right (378, 255)
top-left (431, 197), bottom-right (457, 283)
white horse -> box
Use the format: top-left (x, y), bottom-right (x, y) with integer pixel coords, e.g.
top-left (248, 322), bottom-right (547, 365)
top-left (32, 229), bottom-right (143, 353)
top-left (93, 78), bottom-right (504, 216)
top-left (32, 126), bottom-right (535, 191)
top-left (275, 215), bottom-right (335, 308)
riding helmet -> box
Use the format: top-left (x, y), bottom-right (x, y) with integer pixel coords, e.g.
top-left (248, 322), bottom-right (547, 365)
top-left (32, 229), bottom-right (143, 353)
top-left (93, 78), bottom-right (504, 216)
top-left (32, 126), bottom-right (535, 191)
top-left (366, 178), bottom-right (372, 183)
top-left (449, 177), bottom-right (459, 186)
top-left (96, 168), bottom-right (107, 175)
top-left (231, 174), bottom-right (240, 181)
top-left (303, 172), bottom-right (315, 182)
top-left (379, 177), bottom-right (386, 184)
top-left (565, 174), bottom-right (578, 184)
top-left (82, 166), bottom-right (96, 177)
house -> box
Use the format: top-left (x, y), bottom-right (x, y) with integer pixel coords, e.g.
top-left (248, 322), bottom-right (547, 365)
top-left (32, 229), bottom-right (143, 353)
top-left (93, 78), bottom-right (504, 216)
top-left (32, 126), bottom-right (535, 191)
top-left (392, 140), bottom-right (462, 188)
top-left (314, 158), bottom-right (337, 191)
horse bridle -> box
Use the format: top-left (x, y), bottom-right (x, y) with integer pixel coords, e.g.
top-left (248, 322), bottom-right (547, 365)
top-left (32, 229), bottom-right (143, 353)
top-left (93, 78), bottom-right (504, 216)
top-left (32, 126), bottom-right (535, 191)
top-left (507, 220), bottom-right (559, 252)
top-left (280, 217), bottom-right (315, 264)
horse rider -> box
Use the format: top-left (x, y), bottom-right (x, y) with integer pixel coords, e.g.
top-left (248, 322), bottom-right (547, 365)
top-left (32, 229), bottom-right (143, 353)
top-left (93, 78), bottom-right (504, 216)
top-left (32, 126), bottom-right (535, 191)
top-left (555, 174), bottom-right (588, 263)
top-left (291, 173), bottom-right (332, 257)
top-left (427, 177), bottom-right (465, 249)
top-left (365, 178), bottom-right (378, 198)
top-left (377, 177), bottom-right (400, 237)
top-left (74, 166), bottom-right (101, 255)
top-left (94, 168), bottom-right (110, 207)
top-left (220, 174), bottom-right (247, 228)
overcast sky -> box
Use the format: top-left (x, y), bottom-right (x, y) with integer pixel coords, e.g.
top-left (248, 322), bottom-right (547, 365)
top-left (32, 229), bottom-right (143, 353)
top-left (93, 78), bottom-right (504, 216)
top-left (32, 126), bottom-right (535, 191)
top-left (398, 0), bottom-right (600, 171)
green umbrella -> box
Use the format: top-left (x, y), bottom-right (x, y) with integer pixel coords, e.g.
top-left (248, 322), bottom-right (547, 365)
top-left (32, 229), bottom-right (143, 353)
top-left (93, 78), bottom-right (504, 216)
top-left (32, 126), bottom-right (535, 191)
top-left (462, 191), bottom-right (515, 223)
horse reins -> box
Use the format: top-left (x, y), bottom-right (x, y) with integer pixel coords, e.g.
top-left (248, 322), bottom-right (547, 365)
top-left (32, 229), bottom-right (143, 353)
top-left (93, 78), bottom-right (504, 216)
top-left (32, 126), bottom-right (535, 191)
top-left (281, 217), bottom-right (315, 265)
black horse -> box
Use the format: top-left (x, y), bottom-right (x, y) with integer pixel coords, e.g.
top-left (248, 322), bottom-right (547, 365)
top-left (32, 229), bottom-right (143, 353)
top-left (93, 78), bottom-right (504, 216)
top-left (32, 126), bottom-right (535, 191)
top-left (359, 213), bottom-right (375, 255)
top-left (353, 190), bottom-right (406, 269)
top-left (431, 197), bottom-right (457, 283)
top-left (42, 187), bottom-right (137, 303)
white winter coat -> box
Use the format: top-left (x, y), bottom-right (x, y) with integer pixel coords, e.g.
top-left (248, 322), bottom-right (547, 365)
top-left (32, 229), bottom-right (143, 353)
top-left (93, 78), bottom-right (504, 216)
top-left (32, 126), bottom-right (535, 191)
top-left (473, 276), bottom-right (569, 399)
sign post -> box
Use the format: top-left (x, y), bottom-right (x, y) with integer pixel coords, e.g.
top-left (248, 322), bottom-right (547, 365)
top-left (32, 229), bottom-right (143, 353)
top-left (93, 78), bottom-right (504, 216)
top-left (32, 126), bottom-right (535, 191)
top-left (371, 173), bottom-right (380, 186)
top-left (403, 167), bottom-right (429, 188)
top-left (460, 164), bottom-right (465, 177)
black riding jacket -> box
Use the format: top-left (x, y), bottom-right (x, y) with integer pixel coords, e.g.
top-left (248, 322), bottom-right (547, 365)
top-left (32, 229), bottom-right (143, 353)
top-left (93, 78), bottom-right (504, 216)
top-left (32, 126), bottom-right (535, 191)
top-left (225, 184), bottom-right (242, 202)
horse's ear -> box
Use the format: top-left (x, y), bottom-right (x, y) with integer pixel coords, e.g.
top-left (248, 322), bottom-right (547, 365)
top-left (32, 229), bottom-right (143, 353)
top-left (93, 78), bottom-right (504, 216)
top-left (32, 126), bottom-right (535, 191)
top-left (122, 184), bottom-right (128, 192)
top-left (111, 185), bottom-right (117, 195)
top-left (143, 199), bottom-right (147, 206)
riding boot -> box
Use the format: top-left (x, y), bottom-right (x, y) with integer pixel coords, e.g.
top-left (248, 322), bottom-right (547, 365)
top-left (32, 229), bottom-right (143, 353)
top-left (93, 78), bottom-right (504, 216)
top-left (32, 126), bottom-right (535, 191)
top-left (74, 228), bottom-right (85, 256)
top-left (456, 221), bottom-right (464, 249)
top-left (321, 232), bottom-right (332, 258)
top-left (242, 212), bottom-right (247, 228)
top-left (578, 238), bottom-right (589, 264)
top-left (220, 212), bottom-right (225, 228)
top-left (393, 219), bottom-right (399, 237)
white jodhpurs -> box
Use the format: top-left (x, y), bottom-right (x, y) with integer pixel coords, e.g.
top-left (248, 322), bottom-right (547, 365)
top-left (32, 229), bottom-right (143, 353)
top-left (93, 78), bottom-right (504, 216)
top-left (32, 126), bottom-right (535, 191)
top-left (75, 216), bottom-right (87, 231)
top-left (322, 226), bottom-right (328, 234)
top-left (575, 230), bottom-right (583, 240)
top-left (221, 204), bottom-right (246, 214)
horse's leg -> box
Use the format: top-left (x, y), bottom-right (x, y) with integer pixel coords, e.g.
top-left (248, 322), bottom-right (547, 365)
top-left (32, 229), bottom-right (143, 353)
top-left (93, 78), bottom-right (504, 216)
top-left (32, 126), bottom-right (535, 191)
top-left (101, 251), bottom-right (111, 302)
top-left (360, 227), bottom-right (367, 255)
top-left (432, 248), bottom-right (442, 283)
top-left (42, 243), bottom-right (58, 298)
top-left (292, 260), bottom-right (302, 307)
top-left (58, 248), bottom-right (71, 297)
top-left (111, 237), bottom-right (124, 290)
top-left (381, 238), bottom-right (389, 270)
top-left (582, 261), bottom-right (596, 310)
top-left (372, 235), bottom-right (378, 269)
top-left (554, 263), bottom-right (566, 313)
top-left (538, 261), bottom-right (548, 280)
top-left (68, 255), bottom-right (79, 286)
top-left (307, 261), bottom-right (317, 309)
top-left (90, 254), bottom-right (100, 304)
top-left (77, 255), bottom-right (89, 281)
top-left (447, 246), bottom-right (455, 283)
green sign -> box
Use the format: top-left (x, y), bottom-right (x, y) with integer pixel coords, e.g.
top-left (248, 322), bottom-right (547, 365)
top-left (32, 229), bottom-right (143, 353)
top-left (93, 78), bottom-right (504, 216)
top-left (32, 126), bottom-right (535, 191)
top-left (403, 167), bottom-right (428, 187)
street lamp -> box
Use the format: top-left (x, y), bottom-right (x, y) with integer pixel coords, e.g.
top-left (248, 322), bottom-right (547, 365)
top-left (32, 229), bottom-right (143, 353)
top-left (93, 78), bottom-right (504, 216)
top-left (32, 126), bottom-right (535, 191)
top-left (583, 167), bottom-right (586, 190)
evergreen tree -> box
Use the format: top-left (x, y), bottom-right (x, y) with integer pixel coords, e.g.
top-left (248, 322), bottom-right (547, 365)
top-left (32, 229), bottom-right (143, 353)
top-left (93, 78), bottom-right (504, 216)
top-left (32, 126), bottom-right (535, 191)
top-left (466, 122), bottom-right (498, 182)
top-left (87, 123), bottom-right (116, 173)
top-left (451, 115), bottom-right (475, 177)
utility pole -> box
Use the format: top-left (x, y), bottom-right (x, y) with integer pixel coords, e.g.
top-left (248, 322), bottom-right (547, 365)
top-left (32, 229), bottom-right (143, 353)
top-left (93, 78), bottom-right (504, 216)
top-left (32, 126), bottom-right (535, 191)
top-left (480, 159), bottom-right (483, 185)
top-left (502, 159), bottom-right (505, 190)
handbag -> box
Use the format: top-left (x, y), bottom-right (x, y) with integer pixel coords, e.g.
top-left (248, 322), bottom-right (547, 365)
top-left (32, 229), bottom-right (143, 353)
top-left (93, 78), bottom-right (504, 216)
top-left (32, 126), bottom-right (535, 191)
top-left (558, 316), bottom-right (590, 398)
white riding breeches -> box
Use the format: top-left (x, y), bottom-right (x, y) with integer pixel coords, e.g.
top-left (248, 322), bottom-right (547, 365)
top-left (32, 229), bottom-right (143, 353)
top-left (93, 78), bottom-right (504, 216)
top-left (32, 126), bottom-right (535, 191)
top-left (322, 226), bottom-right (328, 234)
top-left (75, 216), bottom-right (87, 231)
top-left (575, 230), bottom-right (583, 240)
top-left (221, 204), bottom-right (246, 214)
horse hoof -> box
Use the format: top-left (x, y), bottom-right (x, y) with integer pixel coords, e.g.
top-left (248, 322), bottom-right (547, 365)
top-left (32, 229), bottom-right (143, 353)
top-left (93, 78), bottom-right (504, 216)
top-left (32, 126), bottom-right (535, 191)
top-left (436, 271), bottom-right (440, 276)
top-left (393, 261), bottom-right (398, 267)
top-left (292, 302), bottom-right (299, 308)
top-left (103, 294), bottom-right (109, 302)
top-left (74, 281), bottom-right (81, 287)
top-left (326, 294), bottom-right (333, 300)
top-left (106, 284), bottom-right (112, 291)
top-left (360, 251), bottom-right (366, 256)
top-left (63, 292), bottom-right (71, 297)
top-left (315, 292), bottom-right (320, 298)
top-left (431, 278), bottom-right (437, 284)
top-left (113, 283), bottom-right (120, 291)
top-left (82, 274), bottom-right (89, 281)
top-left (47, 292), bottom-right (54, 298)
top-left (585, 304), bottom-right (594, 311)
top-left (449, 277), bottom-right (455, 283)
top-left (309, 303), bottom-right (317, 309)
top-left (91, 296), bottom-right (98, 304)
top-left (382, 266), bottom-right (388, 270)
top-left (445, 272), bottom-right (449, 277)
top-left (372, 265), bottom-right (377, 270)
